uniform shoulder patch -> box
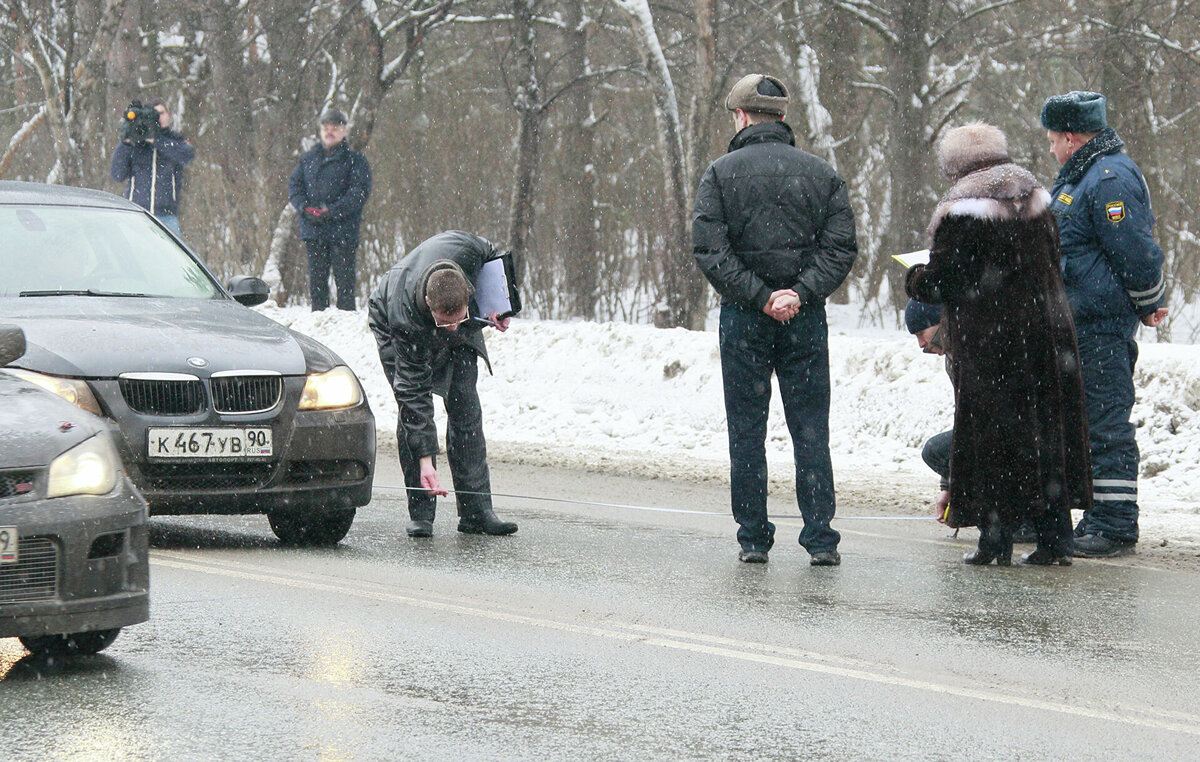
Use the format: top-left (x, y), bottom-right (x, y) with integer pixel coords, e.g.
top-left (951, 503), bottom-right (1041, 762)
top-left (1057, 192), bottom-right (1073, 206)
top-left (1105, 200), bottom-right (1126, 223)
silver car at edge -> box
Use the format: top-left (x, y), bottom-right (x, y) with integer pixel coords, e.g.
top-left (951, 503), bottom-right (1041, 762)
top-left (1, 324), bottom-right (149, 656)
top-left (0, 182), bottom-right (375, 546)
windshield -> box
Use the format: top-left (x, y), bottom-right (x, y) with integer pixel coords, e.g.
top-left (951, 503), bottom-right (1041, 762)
top-left (0, 205), bottom-right (220, 298)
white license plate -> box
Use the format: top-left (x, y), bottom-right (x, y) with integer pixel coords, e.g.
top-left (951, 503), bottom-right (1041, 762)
top-left (0, 526), bottom-right (16, 564)
top-left (147, 428), bottom-right (273, 459)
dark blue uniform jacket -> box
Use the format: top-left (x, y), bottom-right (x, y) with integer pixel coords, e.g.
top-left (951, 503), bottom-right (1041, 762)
top-left (288, 141), bottom-right (372, 245)
top-left (1049, 128), bottom-right (1165, 337)
top-left (109, 129), bottom-right (194, 216)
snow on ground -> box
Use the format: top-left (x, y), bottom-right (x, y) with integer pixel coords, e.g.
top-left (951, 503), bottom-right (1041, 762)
top-left (256, 302), bottom-right (1200, 557)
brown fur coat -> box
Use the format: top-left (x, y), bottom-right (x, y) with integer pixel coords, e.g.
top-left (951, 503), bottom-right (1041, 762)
top-left (906, 155), bottom-right (1092, 530)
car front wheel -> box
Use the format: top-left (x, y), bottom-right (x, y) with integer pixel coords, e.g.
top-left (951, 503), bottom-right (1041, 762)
top-left (20, 628), bottom-right (122, 656)
top-left (268, 508), bottom-right (356, 546)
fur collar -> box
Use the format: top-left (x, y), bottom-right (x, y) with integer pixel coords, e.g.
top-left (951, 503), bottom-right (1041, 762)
top-left (927, 162), bottom-right (1050, 237)
top-left (1056, 127), bottom-right (1124, 185)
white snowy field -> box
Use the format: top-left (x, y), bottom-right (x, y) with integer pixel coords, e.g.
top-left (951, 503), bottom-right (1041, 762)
top-left (256, 302), bottom-right (1200, 560)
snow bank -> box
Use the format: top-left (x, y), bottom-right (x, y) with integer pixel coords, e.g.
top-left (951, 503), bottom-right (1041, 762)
top-left (255, 303), bottom-right (1200, 539)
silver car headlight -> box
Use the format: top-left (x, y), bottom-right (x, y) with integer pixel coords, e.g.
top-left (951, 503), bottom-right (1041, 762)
top-left (299, 366), bottom-right (363, 410)
top-left (47, 433), bottom-right (120, 498)
top-left (8, 369), bottom-right (104, 416)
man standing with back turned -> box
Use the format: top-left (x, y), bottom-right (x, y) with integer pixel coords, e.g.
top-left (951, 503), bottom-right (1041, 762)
top-left (693, 74), bottom-right (858, 566)
top-left (1041, 91), bottom-right (1168, 557)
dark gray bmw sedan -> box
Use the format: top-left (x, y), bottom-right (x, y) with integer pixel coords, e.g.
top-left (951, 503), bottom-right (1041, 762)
top-left (1, 324), bottom-right (149, 655)
top-left (0, 182), bottom-right (374, 545)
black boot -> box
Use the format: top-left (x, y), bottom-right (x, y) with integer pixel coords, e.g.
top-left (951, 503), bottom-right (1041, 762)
top-left (458, 509), bottom-right (518, 536)
top-left (406, 520), bottom-right (433, 538)
top-left (963, 548), bottom-right (1013, 566)
top-left (1020, 547), bottom-right (1072, 566)
top-left (965, 521), bottom-right (1013, 566)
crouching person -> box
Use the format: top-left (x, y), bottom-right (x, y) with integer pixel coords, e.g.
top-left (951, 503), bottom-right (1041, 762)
top-left (368, 231), bottom-right (517, 538)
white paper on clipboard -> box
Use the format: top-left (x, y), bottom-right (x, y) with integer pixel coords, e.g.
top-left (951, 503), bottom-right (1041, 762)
top-left (474, 258), bottom-right (513, 318)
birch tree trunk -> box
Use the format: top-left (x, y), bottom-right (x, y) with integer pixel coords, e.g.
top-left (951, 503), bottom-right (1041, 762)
top-left (611, 0), bottom-right (702, 329)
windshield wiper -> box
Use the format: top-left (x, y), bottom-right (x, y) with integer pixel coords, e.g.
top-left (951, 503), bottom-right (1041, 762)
top-left (18, 289), bottom-right (151, 297)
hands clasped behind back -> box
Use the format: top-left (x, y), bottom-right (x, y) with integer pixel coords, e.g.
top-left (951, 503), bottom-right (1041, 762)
top-left (763, 289), bottom-right (801, 322)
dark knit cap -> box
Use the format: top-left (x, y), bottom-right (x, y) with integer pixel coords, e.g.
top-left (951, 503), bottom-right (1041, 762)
top-left (905, 299), bottom-right (942, 334)
top-left (319, 108), bottom-right (347, 125)
top-left (725, 74), bottom-right (789, 116)
top-left (1040, 91), bottom-right (1107, 133)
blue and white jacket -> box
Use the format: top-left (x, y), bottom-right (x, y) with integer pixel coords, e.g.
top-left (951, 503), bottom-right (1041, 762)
top-left (1048, 128), bottom-right (1166, 336)
top-left (109, 129), bottom-right (194, 217)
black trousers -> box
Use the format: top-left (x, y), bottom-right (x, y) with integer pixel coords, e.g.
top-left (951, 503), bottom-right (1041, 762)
top-left (306, 238), bottom-right (358, 311)
top-left (718, 301), bottom-right (839, 554)
top-left (397, 345), bottom-right (493, 521)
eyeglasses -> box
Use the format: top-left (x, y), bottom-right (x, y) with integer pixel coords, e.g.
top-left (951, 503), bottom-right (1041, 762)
top-left (433, 315), bottom-right (470, 329)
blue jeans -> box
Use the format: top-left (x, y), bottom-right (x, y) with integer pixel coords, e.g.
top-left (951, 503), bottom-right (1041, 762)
top-left (1075, 329), bottom-right (1139, 542)
top-left (156, 213), bottom-right (181, 238)
top-left (921, 429), bottom-right (953, 490)
top-left (719, 301), bottom-right (839, 554)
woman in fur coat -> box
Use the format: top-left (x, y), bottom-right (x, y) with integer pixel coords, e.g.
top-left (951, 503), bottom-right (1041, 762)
top-left (905, 122), bottom-right (1092, 566)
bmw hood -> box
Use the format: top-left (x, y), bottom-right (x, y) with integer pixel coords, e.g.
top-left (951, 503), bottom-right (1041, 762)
top-left (1, 297), bottom-right (341, 378)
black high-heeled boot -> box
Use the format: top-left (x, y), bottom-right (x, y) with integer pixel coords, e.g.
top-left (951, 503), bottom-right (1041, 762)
top-left (1020, 547), bottom-right (1072, 566)
top-left (963, 547), bottom-right (1013, 566)
top-left (965, 522), bottom-right (1013, 566)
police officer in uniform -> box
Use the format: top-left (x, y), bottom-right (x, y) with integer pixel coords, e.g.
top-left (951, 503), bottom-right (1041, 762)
top-left (1041, 91), bottom-right (1169, 557)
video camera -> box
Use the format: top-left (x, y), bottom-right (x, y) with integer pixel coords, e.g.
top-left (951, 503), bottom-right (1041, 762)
top-left (119, 100), bottom-right (159, 143)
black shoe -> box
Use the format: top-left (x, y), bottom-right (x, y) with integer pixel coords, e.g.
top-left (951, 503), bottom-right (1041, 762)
top-left (406, 520), bottom-right (433, 538)
top-left (810, 550), bottom-right (841, 566)
top-left (1021, 548), bottom-right (1072, 566)
top-left (738, 550), bottom-right (768, 564)
top-left (1073, 534), bottom-right (1135, 558)
top-left (963, 548), bottom-right (1012, 566)
top-left (457, 509), bottom-right (518, 536)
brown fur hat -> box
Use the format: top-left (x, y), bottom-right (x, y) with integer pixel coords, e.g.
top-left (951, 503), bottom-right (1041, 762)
top-left (936, 122), bottom-right (1010, 181)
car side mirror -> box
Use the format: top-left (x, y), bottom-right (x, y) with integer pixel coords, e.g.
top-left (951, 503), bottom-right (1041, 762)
top-left (227, 275), bottom-right (270, 307)
top-left (0, 324), bottom-right (27, 366)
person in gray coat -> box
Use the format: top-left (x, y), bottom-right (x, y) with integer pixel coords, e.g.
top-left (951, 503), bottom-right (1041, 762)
top-left (693, 74), bottom-right (858, 566)
top-left (367, 231), bottom-right (517, 538)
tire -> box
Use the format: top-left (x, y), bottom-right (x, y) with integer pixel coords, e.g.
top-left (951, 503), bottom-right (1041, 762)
top-left (20, 628), bottom-right (121, 656)
top-left (268, 507), bottom-right (356, 546)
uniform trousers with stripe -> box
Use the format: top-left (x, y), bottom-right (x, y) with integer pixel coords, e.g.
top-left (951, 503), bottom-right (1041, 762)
top-left (1075, 328), bottom-right (1140, 542)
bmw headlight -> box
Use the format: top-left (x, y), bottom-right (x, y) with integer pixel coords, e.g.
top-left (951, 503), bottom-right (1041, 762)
top-left (8, 369), bottom-right (103, 415)
top-left (299, 366), bottom-right (363, 410)
top-left (47, 433), bottom-right (120, 498)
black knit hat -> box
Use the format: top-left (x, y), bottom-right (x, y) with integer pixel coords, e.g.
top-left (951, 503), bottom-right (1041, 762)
top-left (1040, 92), bottom-right (1107, 133)
top-left (725, 74), bottom-right (789, 116)
top-left (905, 299), bottom-right (942, 334)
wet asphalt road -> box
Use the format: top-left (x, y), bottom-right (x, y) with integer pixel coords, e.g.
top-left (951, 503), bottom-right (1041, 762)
top-left (2, 460), bottom-right (1200, 761)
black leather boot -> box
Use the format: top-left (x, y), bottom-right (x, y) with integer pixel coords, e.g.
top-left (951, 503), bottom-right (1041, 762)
top-left (1021, 547), bottom-right (1072, 566)
top-left (457, 509), bottom-right (518, 535)
top-left (406, 520), bottom-right (433, 538)
top-left (963, 548), bottom-right (1013, 566)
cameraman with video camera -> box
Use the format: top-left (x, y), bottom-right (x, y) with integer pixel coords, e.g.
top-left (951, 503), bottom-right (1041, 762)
top-left (109, 97), bottom-right (194, 237)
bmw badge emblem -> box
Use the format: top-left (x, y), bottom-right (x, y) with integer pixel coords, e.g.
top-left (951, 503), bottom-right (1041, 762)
top-left (187, 356), bottom-right (209, 368)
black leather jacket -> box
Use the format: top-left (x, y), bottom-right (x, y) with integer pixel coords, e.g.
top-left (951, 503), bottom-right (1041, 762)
top-left (367, 231), bottom-right (496, 459)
